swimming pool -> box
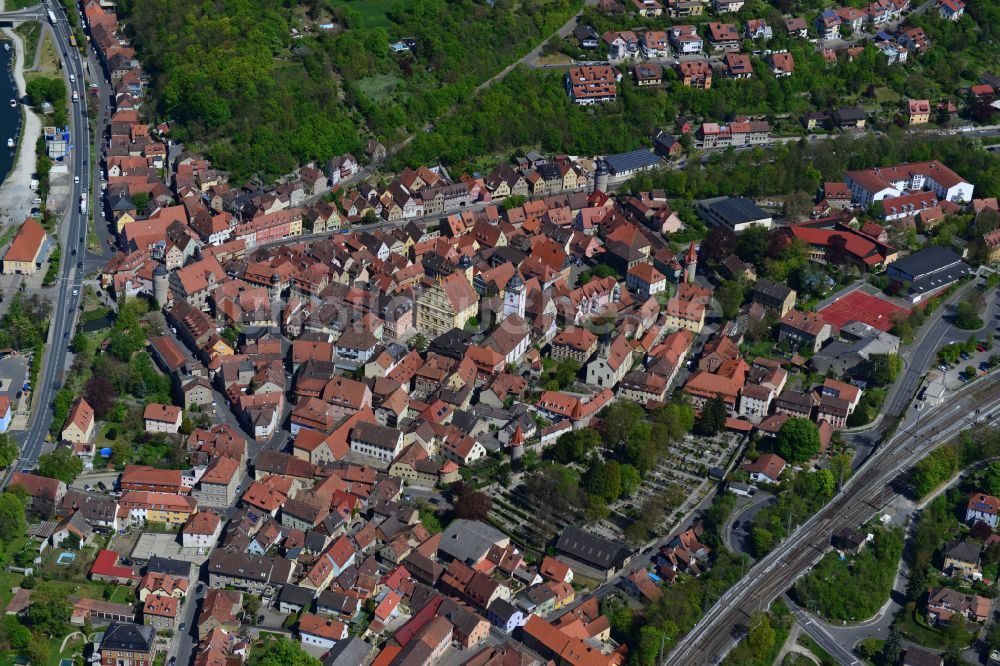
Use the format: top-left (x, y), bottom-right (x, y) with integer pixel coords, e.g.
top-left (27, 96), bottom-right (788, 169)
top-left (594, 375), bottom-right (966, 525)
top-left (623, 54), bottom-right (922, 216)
top-left (56, 552), bottom-right (76, 565)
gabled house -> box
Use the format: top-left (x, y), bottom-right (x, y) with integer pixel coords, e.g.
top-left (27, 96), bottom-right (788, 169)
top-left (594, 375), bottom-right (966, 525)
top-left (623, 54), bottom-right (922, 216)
top-left (938, 0), bottom-right (964, 21)
top-left (966, 493), bottom-right (1000, 528)
top-left (927, 586), bottom-right (990, 624)
top-left (742, 453), bottom-right (786, 484)
top-left (943, 540), bottom-right (982, 580)
top-left (744, 19), bottom-right (772, 40)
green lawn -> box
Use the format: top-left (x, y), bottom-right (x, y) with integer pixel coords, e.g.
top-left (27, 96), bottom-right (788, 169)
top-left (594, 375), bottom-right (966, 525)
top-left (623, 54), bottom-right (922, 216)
top-left (0, 570), bottom-right (24, 609)
top-left (328, 0), bottom-right (410, 28)
top-left (107, 584), bottom-right (133, 604)
top-left (13, 21), bottom-right (41, 68)
top-left (873, 87), bottom-right (900, 104)
top-left (894, 608), bottom-right (951, 649)
top-left (741, 340), bottom-right (781, 361)
top-left (36, 578), bottom-right (108, 601)
top-left (356, 74), bottom-right (408, 104)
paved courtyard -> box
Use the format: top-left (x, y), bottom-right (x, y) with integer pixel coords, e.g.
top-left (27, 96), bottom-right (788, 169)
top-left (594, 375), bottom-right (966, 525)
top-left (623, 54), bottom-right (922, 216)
top-left (130, 532), bottom-right (211, 565)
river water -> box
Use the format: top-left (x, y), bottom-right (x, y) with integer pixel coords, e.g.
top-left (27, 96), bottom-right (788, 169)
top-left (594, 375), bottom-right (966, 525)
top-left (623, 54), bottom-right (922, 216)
top-left (0, 41), bottom-right (22, 188)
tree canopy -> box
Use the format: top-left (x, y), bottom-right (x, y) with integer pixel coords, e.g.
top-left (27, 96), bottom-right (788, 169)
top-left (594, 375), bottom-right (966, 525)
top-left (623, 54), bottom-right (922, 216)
top-left (867, 353), bottom-right (902, 387)
top-left (0, 492), bottom-right (27, 545)
top-left (247, 636), bottom-right (320, 666)
top-left (697, 395), bottom-right (729, 436)
top-left (450, 481), bottom-right (491, 521)
top-left (122, 0), bottom-right (581, 180)
top-left (776, 418), bottom-right (820, 463)
top-left (37, 448), bottom-right (83, 485)
top-left (0, 434), bottom-right (18, 469)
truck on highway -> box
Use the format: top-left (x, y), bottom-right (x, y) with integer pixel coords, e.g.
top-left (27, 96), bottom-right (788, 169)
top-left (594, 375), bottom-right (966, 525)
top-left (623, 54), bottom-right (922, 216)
top-left (47, 9), bottom-right (57, 24)
top-left (79, 194), bottom-right (86, 214)
top-left (69, 34), bottom-right (77, 47)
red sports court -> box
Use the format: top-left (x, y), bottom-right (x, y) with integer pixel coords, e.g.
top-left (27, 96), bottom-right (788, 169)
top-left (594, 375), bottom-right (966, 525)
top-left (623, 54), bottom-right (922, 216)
top-left (818, 289), bottom-right (909, 332)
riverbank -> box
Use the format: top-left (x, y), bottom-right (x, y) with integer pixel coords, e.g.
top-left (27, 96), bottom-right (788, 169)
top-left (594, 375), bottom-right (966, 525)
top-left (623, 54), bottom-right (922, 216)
top-left (0, 23), bottom-right (42, 230)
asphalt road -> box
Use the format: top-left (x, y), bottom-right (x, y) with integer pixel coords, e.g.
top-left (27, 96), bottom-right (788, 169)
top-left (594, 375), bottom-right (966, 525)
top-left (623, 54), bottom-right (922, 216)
top-left (842, 278), bottom-right (993, 460)
top-left (172, 581), bottom-right (206, 666)
top-left (722, 490), bottom-right (774, 555)
top-left (668, 376), bottom-right (1000, 664)
top-left (0, 1), bottom-right (91, 485)
top-left (786, 596), bottom-right (865, 666)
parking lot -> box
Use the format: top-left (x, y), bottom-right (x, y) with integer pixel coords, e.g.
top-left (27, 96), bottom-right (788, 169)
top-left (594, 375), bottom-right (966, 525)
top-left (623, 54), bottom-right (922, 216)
top-left (921, 285), bottom-right (1000, 394)
top-left (935, 329), bottom-right (1000, 391)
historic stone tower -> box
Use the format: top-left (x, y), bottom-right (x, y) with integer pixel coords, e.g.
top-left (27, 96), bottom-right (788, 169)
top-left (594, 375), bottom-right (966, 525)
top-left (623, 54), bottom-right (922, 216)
top-left (153, 262), bottom-right (170, 308)
top-left (594, 159), bottom-right (609, 194)
top-left (685, 241), bottom-right (698, 284)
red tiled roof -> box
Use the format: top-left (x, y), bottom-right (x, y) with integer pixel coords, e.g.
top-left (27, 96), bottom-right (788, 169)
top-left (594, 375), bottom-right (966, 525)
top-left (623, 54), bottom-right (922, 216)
top-left (4, 218), bottom-right (46, 263)
top-left (91, 549), bottom-right (140, 580)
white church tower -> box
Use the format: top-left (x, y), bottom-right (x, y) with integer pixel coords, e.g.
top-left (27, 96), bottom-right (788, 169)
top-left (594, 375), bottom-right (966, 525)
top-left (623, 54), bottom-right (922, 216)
top-left (502, 272), bottom-right (526, 321)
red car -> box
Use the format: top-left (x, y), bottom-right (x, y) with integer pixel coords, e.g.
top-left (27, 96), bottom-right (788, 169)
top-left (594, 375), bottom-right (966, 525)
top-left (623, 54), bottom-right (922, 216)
top-left (978, 345), bottom-right (987, 352)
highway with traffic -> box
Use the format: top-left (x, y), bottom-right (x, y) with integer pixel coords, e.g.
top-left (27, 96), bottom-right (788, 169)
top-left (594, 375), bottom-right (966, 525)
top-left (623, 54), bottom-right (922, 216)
top-left (0, 0), bottom-right (91, 485)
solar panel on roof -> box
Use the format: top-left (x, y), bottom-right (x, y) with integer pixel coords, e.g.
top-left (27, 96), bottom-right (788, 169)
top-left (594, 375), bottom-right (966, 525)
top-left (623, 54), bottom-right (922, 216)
top-left (604, 149), bottom-right (661, 175)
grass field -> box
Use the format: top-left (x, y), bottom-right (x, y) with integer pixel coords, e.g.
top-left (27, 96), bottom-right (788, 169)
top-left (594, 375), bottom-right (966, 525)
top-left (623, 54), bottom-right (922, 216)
top-left (25, 27), bottom-right (60, 84)
top-left (3, 0), bottom-right (38, 9)
top-left (356, 74), bottom-right (406, 104)
top-left (874, 86), bottom-right (901, 104)
top-left (328, 0), bottom-right (408, 28)
top-left (13, 21), bottom-right (40, 68)
top-left (894, 608), bottom-right (950, 649)
top-left (107, 584), bottom-right (133, 604)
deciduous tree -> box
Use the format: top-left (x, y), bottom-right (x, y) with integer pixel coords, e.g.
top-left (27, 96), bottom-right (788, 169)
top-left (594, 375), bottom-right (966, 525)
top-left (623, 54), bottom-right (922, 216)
top-left (247, 636), bottom-right (319, 666)
top-left (868, 353), bottom-right (902, 386)
top-left (451, 481), bottom-right (492, 521)
top-left (776, 418), bottom-right (820, 463)
top-left (696, 394), bottom-right (728, 436)
top-left (84, 375), bottom-right (117, 420)
top-left (716, 280), bottom-right (744, 320)
top-left (0, 434), bottom-right (18, 469)
top-left (37, 448), bottom-right (83, 484)
top-left (0, 492), bottom-right (27, 545)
